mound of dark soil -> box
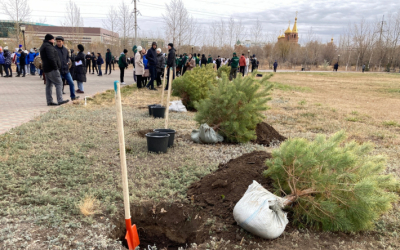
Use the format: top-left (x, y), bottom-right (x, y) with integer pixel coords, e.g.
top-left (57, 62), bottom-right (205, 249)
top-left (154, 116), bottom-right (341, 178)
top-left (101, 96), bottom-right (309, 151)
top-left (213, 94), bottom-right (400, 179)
top-left (136, 129), bottom-right (154, 138)
top-left (254, 122), bottom-right (286, 146)
top-left (187, 151), bottom-right (273, 224)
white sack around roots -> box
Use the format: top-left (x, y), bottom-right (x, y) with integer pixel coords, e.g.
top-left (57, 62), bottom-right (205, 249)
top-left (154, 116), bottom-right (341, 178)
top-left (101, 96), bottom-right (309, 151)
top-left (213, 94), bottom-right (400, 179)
top-left (191, 123), bottom-right (224, 144)
top-left (233, 180), bottom-right (289, 240)
top-left (169, 100), bottom-right (187, 112)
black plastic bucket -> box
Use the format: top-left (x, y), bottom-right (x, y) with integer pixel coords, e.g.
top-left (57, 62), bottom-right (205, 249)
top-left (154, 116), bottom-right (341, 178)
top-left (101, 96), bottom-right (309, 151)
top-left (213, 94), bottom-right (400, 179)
top-left (145, 132), bottom-right (170, 153)
top-left (154, 129), bottom-right (176, 147)
top-left (152, 106), bottom-right (166, 119)
top-left (148, 104), bottom-right (158, 116)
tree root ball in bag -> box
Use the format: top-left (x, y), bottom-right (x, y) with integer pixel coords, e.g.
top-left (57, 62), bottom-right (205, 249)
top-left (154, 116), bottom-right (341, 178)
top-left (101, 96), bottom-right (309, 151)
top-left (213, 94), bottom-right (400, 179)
top-left (233, 181), bottom-right (289, 240)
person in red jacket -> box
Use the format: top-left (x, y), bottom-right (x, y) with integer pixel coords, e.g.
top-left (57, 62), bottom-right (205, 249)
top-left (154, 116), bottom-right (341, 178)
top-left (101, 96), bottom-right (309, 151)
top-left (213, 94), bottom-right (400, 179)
top-left (239, 53), bottom-right (246, 76)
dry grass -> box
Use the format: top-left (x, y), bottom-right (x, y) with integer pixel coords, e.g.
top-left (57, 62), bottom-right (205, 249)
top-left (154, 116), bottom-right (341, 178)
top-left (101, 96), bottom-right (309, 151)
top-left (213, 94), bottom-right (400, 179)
top-left (1, 72), bottom-right (400, 249)
top-left (77, 195), bottom-right (101, 216)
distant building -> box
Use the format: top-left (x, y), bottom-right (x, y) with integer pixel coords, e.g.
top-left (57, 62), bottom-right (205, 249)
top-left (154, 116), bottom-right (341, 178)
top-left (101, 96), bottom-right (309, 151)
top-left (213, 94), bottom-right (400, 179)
top-left (0, 20), bottom-right (53, 38)
top-left (277, 15), bottom-right (299, 44)
top-left (0, 20), bottom-right (119, 45)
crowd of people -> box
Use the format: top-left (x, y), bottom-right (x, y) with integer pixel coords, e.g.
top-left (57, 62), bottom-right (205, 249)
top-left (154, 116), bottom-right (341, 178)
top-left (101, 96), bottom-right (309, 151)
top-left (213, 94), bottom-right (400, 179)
top-left (0, 34), bottom-right (266, 106)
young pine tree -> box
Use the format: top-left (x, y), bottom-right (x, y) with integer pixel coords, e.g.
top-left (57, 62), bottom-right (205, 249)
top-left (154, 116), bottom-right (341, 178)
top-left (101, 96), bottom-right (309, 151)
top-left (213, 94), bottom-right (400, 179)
top-left (264, 131), bottom-right (399, 232)
top-left (194, 72), bottom-right (273, 143)
top-left (172, 64), bottom-right (218, 110)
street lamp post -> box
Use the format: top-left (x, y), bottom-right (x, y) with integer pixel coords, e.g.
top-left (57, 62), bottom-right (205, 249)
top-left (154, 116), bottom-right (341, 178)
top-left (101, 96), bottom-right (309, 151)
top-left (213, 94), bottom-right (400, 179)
top-left (248, 49), bottom-right (250, 58)
top-left (338, 54), bottom-right (340, 63)
top-left (191, 46), bottom-right (194, 55)
top-left (20, 25), bottom-right (26, 50)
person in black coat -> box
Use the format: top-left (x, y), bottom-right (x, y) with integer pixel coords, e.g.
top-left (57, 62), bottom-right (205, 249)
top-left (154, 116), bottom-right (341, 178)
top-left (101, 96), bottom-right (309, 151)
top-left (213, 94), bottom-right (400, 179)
top-left (105, 49), bottom-right (112, 75)
top-left (145, 41), bottom-right (158, 90)
top-left (73, 44), bottom-right (87, 93)
top-left (85, 52), bottom-right (92, 74)
top-left (17, 49), bottom-right (27, 77)
top-left (273, 60), bottom-right (278, 72)
top-left (40, 34), bottom-right (68, 106)
top-left (165, 43), bottom-right (176, 90)
top-left (156, 48), bottom-right (165, 87)
top-left (55, 36), bottom-right (78, 100)
top-left (90, 52), bottom-right (98, 74)
top-left (201, 54), bottom-right (207, 67)
top-left (118, 49), bottom-right (129, 85)
top-left (216, 56), bottom-right (221, 70)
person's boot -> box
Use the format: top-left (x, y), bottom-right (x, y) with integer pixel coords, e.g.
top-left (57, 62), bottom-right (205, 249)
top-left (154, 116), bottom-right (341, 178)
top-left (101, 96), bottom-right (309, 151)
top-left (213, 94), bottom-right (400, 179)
top-left (58, 100), bottom-right (70, 105)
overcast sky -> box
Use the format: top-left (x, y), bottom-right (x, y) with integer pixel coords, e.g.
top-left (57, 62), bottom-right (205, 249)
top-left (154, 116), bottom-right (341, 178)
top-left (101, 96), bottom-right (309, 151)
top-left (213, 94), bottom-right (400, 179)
top-left (1, 0), bottom-right (399, 43)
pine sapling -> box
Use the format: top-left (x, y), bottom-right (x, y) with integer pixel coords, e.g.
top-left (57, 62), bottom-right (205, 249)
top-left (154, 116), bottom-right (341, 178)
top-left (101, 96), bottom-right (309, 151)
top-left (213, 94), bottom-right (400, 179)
top-left (264, 131), bottom-right (399, 232)
top-left (194, 72), bottom-right (273, 143)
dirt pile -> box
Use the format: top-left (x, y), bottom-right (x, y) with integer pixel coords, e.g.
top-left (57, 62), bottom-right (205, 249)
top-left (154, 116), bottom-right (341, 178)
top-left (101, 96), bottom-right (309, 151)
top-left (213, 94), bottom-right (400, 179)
top-left (136, 129), bottom-right (154, 138)
top-left (254, 122), bottom-right (287, 146)
top-left (187, 151), bottom-right (273, 224)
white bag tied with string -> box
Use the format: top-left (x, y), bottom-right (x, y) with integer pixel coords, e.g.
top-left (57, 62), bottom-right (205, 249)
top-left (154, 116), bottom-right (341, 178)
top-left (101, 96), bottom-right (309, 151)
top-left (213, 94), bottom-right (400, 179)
top-left (191, 123), bottom-right (224, 144)
top-left (169, 100), bottom-right (187, 112)
top-left (233, 180), bottom-right (289, 239)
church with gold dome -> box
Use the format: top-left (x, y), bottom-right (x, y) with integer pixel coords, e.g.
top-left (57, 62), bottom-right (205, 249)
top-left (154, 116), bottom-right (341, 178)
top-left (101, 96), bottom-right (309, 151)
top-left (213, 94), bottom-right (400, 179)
top-left (277, 15), bottom-right (299, 44)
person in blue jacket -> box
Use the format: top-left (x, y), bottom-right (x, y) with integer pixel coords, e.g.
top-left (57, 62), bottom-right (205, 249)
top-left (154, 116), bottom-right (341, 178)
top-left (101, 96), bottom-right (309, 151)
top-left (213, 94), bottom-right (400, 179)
top-left (96, 53), bottom-right (104, 76)
top-left (0, 47), bottom-right (4, 77)
top-left (28, 49), bottom-right (37, 75)
top-left (143, 52), bottom-right (149, 86)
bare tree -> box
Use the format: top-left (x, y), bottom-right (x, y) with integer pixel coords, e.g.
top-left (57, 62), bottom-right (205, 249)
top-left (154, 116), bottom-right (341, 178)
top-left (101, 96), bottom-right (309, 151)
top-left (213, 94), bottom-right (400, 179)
top-left (217, 19), bottom-right (225, 47)
top-left (163, 0), bottom-right (192, 51)
top-left (118, 1), bottom-right (134, 49)
top-left (350, 18), bottom-right (376, 71)
top-left (227, 17), bottom-right (235, 47)
top-left (63, 0), bottom-right (84, 27)
top-left (234, 19), bottom-right (244, 45)
top-left (252, 18), bottom-right (263, 45)
top-left (1, 0), bottom-right (31, 44)
top-left (103, 6), bottom-right (119, 52)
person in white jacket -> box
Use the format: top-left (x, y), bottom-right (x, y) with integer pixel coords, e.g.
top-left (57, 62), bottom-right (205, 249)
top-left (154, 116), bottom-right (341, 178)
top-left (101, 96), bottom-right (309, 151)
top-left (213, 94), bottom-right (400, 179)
top-left (245, 55), bottom-right (250, 75)
top-left (134, 46), bottom-right (145, 88)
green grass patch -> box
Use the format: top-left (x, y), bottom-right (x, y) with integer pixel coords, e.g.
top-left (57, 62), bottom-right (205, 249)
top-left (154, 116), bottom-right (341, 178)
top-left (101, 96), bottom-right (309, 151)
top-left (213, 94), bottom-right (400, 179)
top-left (346, 116), bottom-right (362, 122)
top-left (272, 82), bottom-right (312, 92)
top-left (382, 120), bottom-right (400, 127)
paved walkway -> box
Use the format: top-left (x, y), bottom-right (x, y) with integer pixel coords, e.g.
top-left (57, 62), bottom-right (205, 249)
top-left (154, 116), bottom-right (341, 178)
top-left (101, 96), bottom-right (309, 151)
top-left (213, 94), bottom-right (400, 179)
top-left (0, 69), bottom-right (133, 134)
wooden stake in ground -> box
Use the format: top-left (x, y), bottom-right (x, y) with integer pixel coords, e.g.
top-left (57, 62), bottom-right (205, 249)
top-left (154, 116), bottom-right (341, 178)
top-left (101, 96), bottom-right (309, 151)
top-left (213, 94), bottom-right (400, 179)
top-left (114, 81), bottom-right (140, 250)
top-left (161, 66), bottom-right (167, 106)
top-left (165, 68), bottom-right (173, 129)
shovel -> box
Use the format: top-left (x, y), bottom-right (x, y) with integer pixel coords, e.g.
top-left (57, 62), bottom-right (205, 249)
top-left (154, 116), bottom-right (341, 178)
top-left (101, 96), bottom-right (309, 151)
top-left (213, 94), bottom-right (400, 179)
top-left (114, 81), bottom-right (140, 249)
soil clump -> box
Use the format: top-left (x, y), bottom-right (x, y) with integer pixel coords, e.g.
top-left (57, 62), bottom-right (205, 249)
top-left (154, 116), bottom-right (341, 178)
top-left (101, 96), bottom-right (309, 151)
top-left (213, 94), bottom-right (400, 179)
top-left (136, 129), bottom-right (154, 138)
top-left (187, 151), bottom-right (273, 224)
top-left (253, 122), bottom-right (287, 146)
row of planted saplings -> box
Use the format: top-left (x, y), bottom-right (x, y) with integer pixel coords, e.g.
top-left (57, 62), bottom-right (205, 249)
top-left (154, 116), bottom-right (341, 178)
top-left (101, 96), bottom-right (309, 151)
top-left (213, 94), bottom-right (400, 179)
top-left (145, 104), bottom-right (176, 153)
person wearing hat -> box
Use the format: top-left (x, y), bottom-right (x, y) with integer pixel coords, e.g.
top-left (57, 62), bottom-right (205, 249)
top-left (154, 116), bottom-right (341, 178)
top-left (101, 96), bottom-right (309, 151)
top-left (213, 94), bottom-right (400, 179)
top-left (28, 49), bottom-right (37, 75)
top-left (229, 52), bottom-right (240, 81)
top-left (145, 41), bottom-right (158, 90)
top-left (40, 34), bottom-right (69, 106)
top-left (134, 46), bottom-right (144, 88)
top-left (118, 49), bottom-right (129, 85)
top-left (85, 52), bottom-right (92, 74)
top-left (3, 47), bottom-right (13, 77)
top-left (55, 36), bottom-right (78, 100)
top-left (0, 47), bottom-right (4, 77)
top-left (156, 48), bottom-right (165, 87)
top-left (105, 48), bottom-right (112, 75)
top-left (207, 55), bottom-right (213, 64)
top-left (73, 44), bottom-right (87, 93)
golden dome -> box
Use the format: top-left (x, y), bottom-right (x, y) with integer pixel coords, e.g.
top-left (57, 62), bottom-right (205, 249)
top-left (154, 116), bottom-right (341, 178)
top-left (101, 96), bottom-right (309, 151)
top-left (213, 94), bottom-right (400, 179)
top-left (292, 17), bottom-right (298, 33)
top-left (284, 21), bottom-right (292, 34)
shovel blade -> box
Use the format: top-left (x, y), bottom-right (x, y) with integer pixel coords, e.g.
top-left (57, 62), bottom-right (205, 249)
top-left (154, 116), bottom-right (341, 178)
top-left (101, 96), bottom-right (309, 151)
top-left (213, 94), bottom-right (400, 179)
top-left (125, 219), bottom-right (140, 250)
